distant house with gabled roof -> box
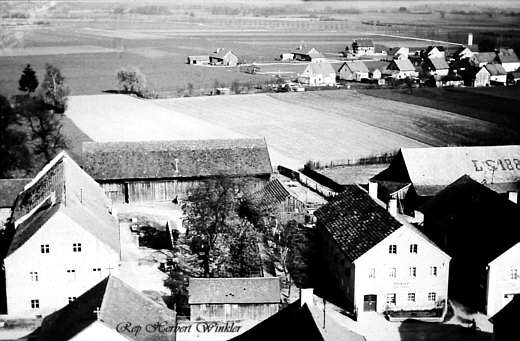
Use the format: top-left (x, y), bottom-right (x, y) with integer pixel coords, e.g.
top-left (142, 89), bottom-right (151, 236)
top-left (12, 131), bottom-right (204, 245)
top-left (338, 61), bottom-right (369, 81)
top-left (33, 276), bottom-right (175, 341)
top-left (298, 61), bottom-right (336, 86)
top-left (423, 58), bottom-right (450, 76)
top-left (485, 64), bottom-right (508, 84)
top-left (472, 52), bottom-right (499, 67)
top-left (81, 139), bottom-right (273, 203)
top-left (4, 152), bottom-right (120, 318)
top-left (188, 277), bottom-right (280, 321)
top-left (291, 47), bottom-right (325, 62)
top-left (352, 40), bottom-right (375, 56)
top-left (420, 175), bottom-right (520, 316)
top-left (370, 145), bottom-right (520, 215)
top-left (384, 59), bottom-right (418, 79)
top-left (209, 48), bottom-right (239, 66)
top-left (315, 185), bottom-right (450, 318)
top-left (497, 48), bottom-right (520, 73)
top-left (422, 46), bottom-right (445, 59)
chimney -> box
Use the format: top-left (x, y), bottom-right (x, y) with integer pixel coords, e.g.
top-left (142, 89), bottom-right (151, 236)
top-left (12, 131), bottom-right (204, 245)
top-left (508, 191), bottom-right (518, 204)
top-left (368, 181), bottom-right (378, 199)
top-left (300, 288), bottom-right (313, 307)
top-left (387, 198), bottom-right (398, 217)
top-left (467, 33), bottom-right (473, 46)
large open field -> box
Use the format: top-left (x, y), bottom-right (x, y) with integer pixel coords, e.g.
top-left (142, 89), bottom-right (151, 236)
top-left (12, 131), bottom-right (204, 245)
top-left (63, 90), bottom-right (520, 170)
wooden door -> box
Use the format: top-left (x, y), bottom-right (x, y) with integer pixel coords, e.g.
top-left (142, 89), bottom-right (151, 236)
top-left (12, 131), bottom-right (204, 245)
top-left (363, 294), bottom-right (377, 312)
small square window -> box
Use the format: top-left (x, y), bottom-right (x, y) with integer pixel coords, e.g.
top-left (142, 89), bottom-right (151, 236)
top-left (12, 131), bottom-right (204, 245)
top-left (368, 268), bottom-right (376, 279)
top-left (409, 267), bottom-right (417, 277)
top-left (511, 269), bottom-right (519, 280)
top-left (31, 299), bottom-right (39, 309)
top-left (30, 271), bottom-right (38, 282)
top-left (68, 297), bottom-right (77, 303)
top-left (407, 293), bottom-right (415, 302)
top-left (73, 243), bottom-right (82, 252)
top-left (430, 266), bottom-right (438, 276)
top-left (428, 292), bottom-right (436, 302)
top-left (389, 245), bottom-right (397, 254)
top-left (386, 293), bottom-right (396, 305)
top-left (389, 268), bottom-right (397, 278)
top-left (409, 244), bottom-right (418, 254)
top-left (40, 244), bottom-right (49, 253)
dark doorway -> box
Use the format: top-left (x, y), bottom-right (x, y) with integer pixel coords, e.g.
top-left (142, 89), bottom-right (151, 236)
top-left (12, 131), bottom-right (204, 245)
top-left (364, 294), bottom-right (377, 312)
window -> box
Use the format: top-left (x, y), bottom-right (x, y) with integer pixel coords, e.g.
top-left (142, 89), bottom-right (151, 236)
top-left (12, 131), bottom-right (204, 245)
top-left (68, 297), bottom-right (77, 303)
top-left (389, 245), bottom-right (397, 254)
top-left (428, 292), bottom-right (436, 302)
top-left (93, 268), bottom-right (101, 272)
top-left (430, 266), bottom-right (438, 276)
top-left (389, 268), bottom-right (397, 278)
top-left (31, 299), bottom-right (39, 309)
top-left (67, 269), bottom-right (76, 280)
top-left (409, 244), bottom-right (418, 254)
top-left (407, 293), bottom-right (415, 302)
top-left (409, 267), bottom-right (417, 278)
top-left (386, 293), bottom-right (396, 305)
top-left (73, 243), bottom-right (82, 252)
top-left (30, 271), bottom-right (38, 282)
top-left (40, 244), bottom-right (49, 253)
top-left (368, 268), bottom-right (376, 279)
top-left (511, 269), bottom-right (519, 280)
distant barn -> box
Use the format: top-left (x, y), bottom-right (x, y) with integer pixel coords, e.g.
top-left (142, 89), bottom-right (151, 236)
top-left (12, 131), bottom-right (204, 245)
top-left (82, 139), bottom-right (273, 203)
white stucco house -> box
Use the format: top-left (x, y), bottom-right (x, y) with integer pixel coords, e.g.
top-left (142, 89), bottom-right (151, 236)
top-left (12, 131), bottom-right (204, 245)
top-left (3, 152), bottom-right (121, 318)
top-left (298, 61), bottom-right (337, 86)
top-left (316, 185), bottom-right (450, 319)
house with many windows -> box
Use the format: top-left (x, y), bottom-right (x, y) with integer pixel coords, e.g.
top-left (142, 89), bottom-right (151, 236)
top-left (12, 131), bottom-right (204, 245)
top-left (3, 152), bottom-right (120, 318)
top-left (420, 175), bottom-right (520, 316)
top-left (315, 185), bottom-right (450, 319)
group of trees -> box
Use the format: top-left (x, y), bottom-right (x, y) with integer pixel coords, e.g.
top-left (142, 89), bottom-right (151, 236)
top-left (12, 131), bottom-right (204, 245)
top-left (0, 64), bottom-right (69, 178)
top-left (116, 67), bottom-right (157, 99)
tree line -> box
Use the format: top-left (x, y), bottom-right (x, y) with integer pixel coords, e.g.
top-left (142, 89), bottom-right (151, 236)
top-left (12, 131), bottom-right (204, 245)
top-left (0, 64), bottom-right (69, 178)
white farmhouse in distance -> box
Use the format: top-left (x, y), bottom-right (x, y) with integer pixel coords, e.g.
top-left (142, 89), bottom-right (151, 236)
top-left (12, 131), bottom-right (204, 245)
top-left (315, 185), bottom-right (450, 319)
top-left (3, 151), bottom-right (120, 318)
top-left (298, 61), bottom-right (337, 87)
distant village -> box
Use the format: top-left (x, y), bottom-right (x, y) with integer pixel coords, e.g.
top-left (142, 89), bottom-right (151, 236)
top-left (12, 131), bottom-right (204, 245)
top-left (187, 33), bottom-right (520, 92)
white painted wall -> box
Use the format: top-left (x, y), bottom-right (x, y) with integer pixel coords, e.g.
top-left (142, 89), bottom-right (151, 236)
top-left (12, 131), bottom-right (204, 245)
top-left (487, 242), bottom-right (520, 317)
top-left (5, 210), bottom-right (120, 318)
top-left (353, 225), bottom-right (450, 316)
top-left (69, 321), bottom-right (129, 341)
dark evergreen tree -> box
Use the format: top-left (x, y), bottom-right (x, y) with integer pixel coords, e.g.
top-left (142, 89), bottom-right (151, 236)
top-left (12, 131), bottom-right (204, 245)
top-left (18, 64), bottom-right (39, 94)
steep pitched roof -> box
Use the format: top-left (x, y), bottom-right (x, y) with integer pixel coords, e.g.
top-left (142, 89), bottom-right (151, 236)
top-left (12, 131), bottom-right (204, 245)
top-left (392, 59), bottom-right (415, 72)
top-left (474, 52), bottom-right (498, 64)
top-left (304, 62), bottom-right (336, 76)
top-left (82, 139), bottom-right (272, 181)
top-left (340, 61), bottom-right (370, 74)
top-left (490, 294), bottom-right (520, 323)
top-left (210, 48), bottom-right (234, 59)
top-left (498, 48), bottom-right (520, 64)
top-left (363, 60), bottom-right (389, 73)
top-left (7, 152), bottom-right (119, 257)
top-left (419, 175), bottom-right (520, 263)
top-left (372, 146), bottom-right (520, 196)
top-left (428, 57), bottom-right (449, 70)
top-left (0, 178), bottom-right (30, 208)
top-left (188, 277), bottom-right (280, 304)
top-left (37, 276), bottom-right (175, 341)
top-left (485, 64), bottom-right (507, 76)
top-left (314, 185), bottom-right (403, 262)
top-left (253, 177), bottom-right (327, 210)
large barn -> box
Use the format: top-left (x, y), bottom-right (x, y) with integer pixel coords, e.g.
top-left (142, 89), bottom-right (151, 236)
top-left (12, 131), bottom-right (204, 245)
top-left (81, 138), bottom-right (273, 203)
top-left (370, 145), bottom-right (520, 215)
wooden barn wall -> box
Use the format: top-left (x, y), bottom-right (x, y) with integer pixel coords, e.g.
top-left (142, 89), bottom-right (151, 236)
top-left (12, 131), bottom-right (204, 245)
top-left (100, 177), bottom-right (269, 204)
top-left (190, 303), bottom-right (279, 321)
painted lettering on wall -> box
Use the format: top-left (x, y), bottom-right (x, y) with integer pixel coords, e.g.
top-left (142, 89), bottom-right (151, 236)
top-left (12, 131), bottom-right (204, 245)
top-left (471, 159), bottom-right (520, 172)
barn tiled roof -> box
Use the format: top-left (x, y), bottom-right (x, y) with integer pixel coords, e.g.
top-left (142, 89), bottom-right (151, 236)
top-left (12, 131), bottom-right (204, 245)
top-left (82, 139), bottom-right (272, 181)
top-left (340, 61), bottom-right (369, 74)
top-left (392, 59), bottom-right (415, 72)
top-left (305, 62), bottom-right (336, 76)
top-left (372, 146), bottom-right (520, 196)
top-left (474, 52), bottom-right (498, 64)
top-left (498, 48), bottom-right (520, 64)
top-left (485, 64), bottom-right (507, 76)
top-left (7, 152), bottom-right (119, 257)
top-left (253, 178), bottom-right (291, 208)
top-left (0, 178), bottom-right (30, 208)
top-left (314, 185), bottom-right (403, 262)
top-left (37, 276), bottom-right (175, 341)
top-left (189, 277), bottom-right (280, 304)
top-left (363, 60), bottom-right (389, 73)
top-left (428, 57), bottom-right (449, 70)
